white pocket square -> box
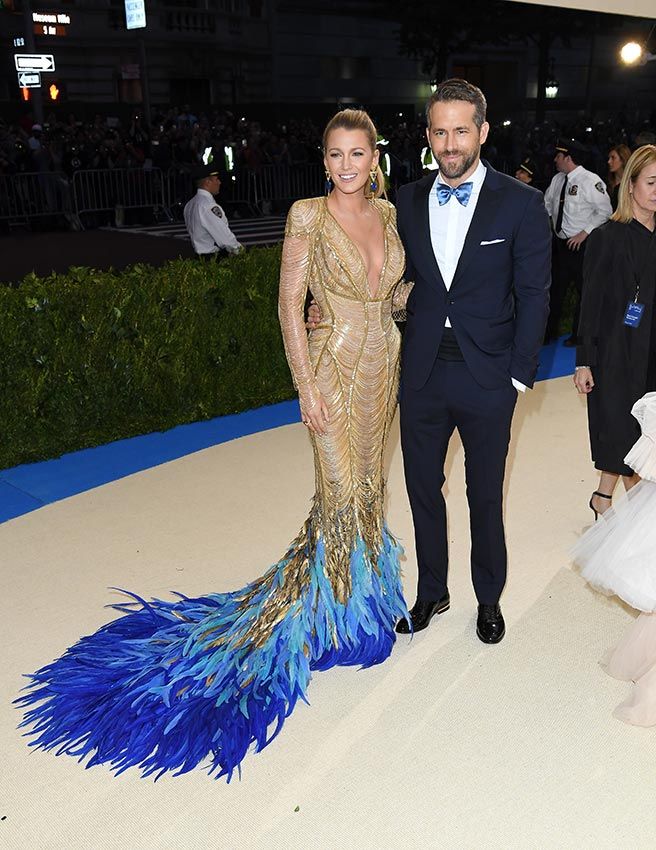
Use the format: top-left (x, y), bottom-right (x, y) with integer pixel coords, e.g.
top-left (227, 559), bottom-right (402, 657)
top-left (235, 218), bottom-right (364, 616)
top-left (480, 238), bottom-right (505, 246)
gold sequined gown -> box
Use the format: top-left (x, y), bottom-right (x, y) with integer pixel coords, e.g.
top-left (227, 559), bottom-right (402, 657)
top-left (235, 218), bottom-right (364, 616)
top-left (18, 196), bottom-right (410, 783)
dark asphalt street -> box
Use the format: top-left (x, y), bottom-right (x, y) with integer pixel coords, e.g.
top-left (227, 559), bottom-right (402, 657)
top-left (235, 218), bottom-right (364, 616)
top-left (1, 230), bottom-right (195, 286)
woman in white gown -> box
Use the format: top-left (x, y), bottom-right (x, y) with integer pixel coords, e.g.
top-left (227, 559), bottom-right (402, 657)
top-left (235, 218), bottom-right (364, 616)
top-left (572, 392), bottom-right (656, 725)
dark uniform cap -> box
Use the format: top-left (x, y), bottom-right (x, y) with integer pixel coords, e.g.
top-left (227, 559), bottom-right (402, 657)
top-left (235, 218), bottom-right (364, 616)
top-left (190, 162), bottom-right (220, 181)
top-left (517, 157), bottom-right (536, 177)
top-left (555, 138), bottom-right (587, 158)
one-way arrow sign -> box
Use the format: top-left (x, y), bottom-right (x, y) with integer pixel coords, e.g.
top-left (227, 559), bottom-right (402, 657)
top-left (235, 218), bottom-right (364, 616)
top-left (17, 71), bottom-right (42, 88)
top-left (14, 54), bottom-right (55, 73)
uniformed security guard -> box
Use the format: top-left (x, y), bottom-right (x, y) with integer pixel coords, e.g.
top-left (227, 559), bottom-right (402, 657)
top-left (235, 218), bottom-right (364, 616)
top-left (183, 162), bottom-right (243, 259)
top-left (544, 138), bottom-right (612, 344)
top-left (515, 157), bottom-right (537, 187)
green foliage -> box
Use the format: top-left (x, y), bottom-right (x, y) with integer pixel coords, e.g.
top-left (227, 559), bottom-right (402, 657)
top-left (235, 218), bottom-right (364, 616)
top-left (0, 247), bottom-right (295, 470)
top-left (559, 283), bottom-right (577, 336)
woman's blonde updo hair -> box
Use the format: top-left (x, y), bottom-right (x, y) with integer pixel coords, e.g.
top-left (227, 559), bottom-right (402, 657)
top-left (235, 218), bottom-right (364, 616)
top-left (612, 144), bottom-right (656, 224)
top-left (323, 108), bottom-right (386, 199)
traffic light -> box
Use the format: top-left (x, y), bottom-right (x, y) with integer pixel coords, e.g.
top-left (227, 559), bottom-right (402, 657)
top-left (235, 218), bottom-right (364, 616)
top-left (47, 81), bottom-right (65, 101)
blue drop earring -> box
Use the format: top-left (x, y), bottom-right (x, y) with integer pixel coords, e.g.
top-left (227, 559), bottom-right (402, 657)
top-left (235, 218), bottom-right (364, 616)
top-left (370, 169), bottom-right (378, 193)
top-left (325, 170), bottom-right (333, 195)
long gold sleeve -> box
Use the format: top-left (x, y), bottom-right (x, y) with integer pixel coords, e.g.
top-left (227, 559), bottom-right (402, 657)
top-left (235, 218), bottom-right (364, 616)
top-left (383, 202), bottom-right (413, 321)
top-left (278, 200), bottom-right (321, 416)
top-left (391, 280), bottom-right (414, 321)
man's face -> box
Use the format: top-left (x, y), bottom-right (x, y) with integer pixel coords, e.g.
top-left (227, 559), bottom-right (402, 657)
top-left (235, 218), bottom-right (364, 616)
top-left (426, 101), bottom-right (489, 184)
top-left (515, 168), bottom-right (532, 185)
top-left (554, 151), bottom-right (571, 173)
top-left (205, 174), bottom-right (221, 195)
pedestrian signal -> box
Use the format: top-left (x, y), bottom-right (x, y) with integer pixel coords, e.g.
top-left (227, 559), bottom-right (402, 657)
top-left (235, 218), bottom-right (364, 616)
top-left (21, 87), bottom-right (30, 102)
top-left (49, 83), bottom-right (60, 101)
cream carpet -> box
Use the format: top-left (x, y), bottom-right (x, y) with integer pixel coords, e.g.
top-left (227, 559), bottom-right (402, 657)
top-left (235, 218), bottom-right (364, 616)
top-left (3, 376), bottom-right (655, 849)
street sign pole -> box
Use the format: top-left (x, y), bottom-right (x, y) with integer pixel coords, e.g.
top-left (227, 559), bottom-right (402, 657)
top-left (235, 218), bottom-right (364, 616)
top-left (21, 0), bottom-right (43, 123)
top-left (125, 2), bottom-right (151, 129)
top-left (138, 34), bottom-right (152, 127)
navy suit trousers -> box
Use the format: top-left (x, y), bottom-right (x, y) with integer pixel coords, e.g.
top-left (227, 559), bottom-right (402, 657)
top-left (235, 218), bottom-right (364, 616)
top-left (400, 356), bottom-right (517, 605)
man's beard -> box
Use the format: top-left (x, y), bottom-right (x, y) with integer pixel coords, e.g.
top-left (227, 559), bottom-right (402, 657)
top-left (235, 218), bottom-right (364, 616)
top-left (436, 146), bottom-right (480, 180)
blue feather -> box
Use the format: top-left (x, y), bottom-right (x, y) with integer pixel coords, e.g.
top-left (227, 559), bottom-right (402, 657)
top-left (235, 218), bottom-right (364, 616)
top-left (17, 524), bottom-right (409, 781)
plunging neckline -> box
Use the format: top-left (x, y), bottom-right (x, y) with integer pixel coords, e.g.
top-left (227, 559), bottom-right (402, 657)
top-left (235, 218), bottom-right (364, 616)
top-left (324, 197), bottom-right (387, 299)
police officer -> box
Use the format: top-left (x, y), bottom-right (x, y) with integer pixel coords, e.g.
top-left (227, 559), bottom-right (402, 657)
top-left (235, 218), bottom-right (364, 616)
top-left (515, 157), bottom-right (537, 187)
top-left (544, 139), bottom-right (612, 345)
top-left (183, 162), bottom-right (243, 259)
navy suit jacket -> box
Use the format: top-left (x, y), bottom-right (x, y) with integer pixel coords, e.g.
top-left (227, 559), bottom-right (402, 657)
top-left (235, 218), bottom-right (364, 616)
top-left (396, 162), bottom-right (551, 391)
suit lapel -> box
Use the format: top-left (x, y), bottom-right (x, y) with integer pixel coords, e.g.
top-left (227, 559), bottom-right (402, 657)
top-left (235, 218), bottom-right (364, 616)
top-left (412, 174), bottom-right (446, 291)
top-left (450, 167), bottom-right (503, 290)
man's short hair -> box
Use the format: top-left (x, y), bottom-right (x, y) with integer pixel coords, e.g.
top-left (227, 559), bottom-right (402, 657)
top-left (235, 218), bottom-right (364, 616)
top-left (426, 79), bottom-right (487, 129)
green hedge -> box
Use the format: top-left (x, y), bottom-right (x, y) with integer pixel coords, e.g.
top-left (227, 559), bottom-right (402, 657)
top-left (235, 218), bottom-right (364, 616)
top-left (0, 247), bottom-right (296, 470)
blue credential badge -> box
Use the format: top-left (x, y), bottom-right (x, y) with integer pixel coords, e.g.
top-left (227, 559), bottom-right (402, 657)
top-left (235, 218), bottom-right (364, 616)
top-left (624, 300), bottom-right (645, 328)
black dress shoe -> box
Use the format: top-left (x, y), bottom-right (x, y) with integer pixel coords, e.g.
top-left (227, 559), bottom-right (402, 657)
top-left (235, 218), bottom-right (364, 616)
top-left (476, 604), bottom-right (505, 644)
top-left (396, 593), bottom-right (450, 634)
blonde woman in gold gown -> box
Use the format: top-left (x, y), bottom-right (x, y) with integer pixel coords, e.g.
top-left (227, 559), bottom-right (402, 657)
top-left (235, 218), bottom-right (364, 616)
top-left (18, 109), bottom-right (410, 782)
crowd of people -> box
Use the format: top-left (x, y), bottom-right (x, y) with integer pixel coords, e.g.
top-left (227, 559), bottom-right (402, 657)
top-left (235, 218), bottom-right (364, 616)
top-left (2, 103), bottom-right (654, 194)
top-left (0, 107), bottom-right (326, 179)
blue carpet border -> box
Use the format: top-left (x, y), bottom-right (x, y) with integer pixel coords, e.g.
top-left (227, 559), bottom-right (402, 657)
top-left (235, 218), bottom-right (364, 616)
top-left (0, 339), bottom-right (574, 524)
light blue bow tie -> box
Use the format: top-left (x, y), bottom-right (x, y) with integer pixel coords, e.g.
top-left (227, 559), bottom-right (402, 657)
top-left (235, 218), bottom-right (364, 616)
top-left (436, 181), bottom-right (473, 206)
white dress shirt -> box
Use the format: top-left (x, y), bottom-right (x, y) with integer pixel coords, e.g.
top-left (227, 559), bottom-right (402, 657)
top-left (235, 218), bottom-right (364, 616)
top-left (183, 188), bottom-right (242, 255)
top-left (429, 159), bottom-right (487, 316)
top-left (544, 165), bottom-right (611, 238)
top-left (428, 160), bottom-right (526, 392)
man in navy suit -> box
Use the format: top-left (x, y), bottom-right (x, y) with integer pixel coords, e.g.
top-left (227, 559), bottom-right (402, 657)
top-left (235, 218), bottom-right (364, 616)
top-left (394, 79), bottom-right (551, 643)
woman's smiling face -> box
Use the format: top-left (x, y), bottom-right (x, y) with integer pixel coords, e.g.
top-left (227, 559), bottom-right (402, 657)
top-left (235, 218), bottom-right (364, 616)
top-left (324, 128), bottom-right (378, 197)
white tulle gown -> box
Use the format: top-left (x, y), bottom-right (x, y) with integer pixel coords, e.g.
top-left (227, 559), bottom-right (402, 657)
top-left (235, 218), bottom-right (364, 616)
top-left (572, 392), bottom-right (656, 726)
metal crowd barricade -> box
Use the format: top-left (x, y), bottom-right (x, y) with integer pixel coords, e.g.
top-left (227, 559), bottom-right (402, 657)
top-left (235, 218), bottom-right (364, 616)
top-left (165, 166), bottom-right (193, 214)
top-left (252, 164), bottom-right (324, 212)
top-left (221, 169), bottom-right (257, 213)
top-left (2, 163), bottom-right (349, 228)
top-left (72, 168), bottom-right (168, 219)
top-left (0, 171), bottom-right (73, 225)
